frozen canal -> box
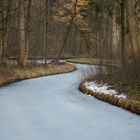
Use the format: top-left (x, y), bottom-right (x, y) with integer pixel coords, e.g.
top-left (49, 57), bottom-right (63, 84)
top-left (0, 64), bottom-right (140, 140)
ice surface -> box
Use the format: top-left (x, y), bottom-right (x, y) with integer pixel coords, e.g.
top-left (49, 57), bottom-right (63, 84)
top-left (0, 64), bottom-right (140, 140)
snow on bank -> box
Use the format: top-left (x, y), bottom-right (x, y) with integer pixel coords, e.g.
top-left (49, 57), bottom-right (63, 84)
top-left (84, 81), bottom-right (127, 100)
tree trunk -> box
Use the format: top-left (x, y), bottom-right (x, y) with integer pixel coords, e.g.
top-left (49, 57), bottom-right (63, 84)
top-left (19, 0), bottom-right (26, 66)
top-left (126, 0), bottom-right (140, 65)
top-left (19, 0), bottom-right (31, 67)
top-left (0, 0), bottom-right (12, 65)
top-left (25, 0), bottom-right (32, 65)
top-left (120, 0), bottom-right (126, 80)
top-left (44, 0), bottom-right (49, 66)
top-left (112, 6), bottom-right (118, 58)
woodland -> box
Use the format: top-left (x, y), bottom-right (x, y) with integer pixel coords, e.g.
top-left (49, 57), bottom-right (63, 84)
top-left (0, 0), bottom-right (140, 112)
top-left (0, 1), bottom-right (140, 139)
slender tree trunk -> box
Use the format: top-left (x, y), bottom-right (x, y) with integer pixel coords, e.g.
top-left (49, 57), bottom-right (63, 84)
top-left (0, 0), bottom-right (5, 65)
top-left (1, 0), bottom-right (12, 65)
top-left (126, 0), bottom-right (140, 65)
top-left (44, 0), bottom-right (49, 66)
top-left (112, 6), bottom-right (117, 58)
top-left (120, 0), bottom-right (126, 80)
top-left (25, 0), bottom-right (32, 65)
top-left (19, 0), bottom-right (26, 66)
top-left (19, 0), bottom-right (31, 67)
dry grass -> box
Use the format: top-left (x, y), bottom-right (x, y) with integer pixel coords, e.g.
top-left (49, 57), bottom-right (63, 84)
top-left (0, 63), bottom-right (76, 87)
top-left (79, 82), bottom-right (140, 115)
top-left (91, 74), bottom-right (140, 101)
top-left (66, 58), bottom-right (120, 66)
top-left (67, 58), bottom-right (100, 65)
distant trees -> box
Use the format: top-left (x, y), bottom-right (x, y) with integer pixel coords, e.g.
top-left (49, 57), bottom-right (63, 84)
top-left (58, 0), bottom-right (139, 83)
top-left (84, 0), bottom-right (140, 83)
top-left (0, 0), bottom-right (31, 66)
top-left (0, 0), bottom-right (139, 83)
top-left (0, 0), bottom-right (92, 66)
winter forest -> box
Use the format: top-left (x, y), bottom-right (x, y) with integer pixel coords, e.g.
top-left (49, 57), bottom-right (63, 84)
top-left (0, 0), bottom-right (140, 140)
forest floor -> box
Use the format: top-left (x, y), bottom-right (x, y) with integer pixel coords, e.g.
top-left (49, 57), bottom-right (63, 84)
top-left (0, 62), bottom-right (76, 87)
top-left (67, 58), bottom-right (140, 114)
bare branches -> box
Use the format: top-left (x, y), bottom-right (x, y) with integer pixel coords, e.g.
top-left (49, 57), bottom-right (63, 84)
top-left (56, 0), bottom-right (78, 61)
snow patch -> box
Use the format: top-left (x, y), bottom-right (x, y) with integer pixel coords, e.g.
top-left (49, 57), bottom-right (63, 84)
top-left (84, 81), bottom-right (127, 100)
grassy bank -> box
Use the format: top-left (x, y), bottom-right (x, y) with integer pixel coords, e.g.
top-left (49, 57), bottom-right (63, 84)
top-left (0, 63), bottom-right (76, 87)
top-left (91, 74), bottom-right (140, 101)
top-left (67, 58), bottom-right (140, 114)
top-left (66, 58), bottom-right (120, 66)
top-left (67, 58), bottom-right (100, 65)
top-left (79, 82), bottom-right (140, 115)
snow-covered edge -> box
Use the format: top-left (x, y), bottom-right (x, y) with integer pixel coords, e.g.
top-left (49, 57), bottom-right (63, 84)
top-left (84, 81), bottom-right (127, 100)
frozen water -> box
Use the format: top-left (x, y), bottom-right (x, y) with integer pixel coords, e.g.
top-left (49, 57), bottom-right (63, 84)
top-left (0, 64), bottom-right (140, 140)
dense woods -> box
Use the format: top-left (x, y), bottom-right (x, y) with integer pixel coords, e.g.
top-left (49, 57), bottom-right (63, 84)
top-left (0, 0), bottom-right (140, 85)
top-left (0, 1), bottom-right (140, 135)
top-left (0, 0), bottom-right (140, 134)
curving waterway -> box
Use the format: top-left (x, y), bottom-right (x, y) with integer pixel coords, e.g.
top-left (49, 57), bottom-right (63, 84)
top-left (0, 64), bottom-right (140, 140)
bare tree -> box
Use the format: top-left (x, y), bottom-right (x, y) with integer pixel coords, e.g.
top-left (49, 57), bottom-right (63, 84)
top-left (18, 0), bottom-right (31, 67)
